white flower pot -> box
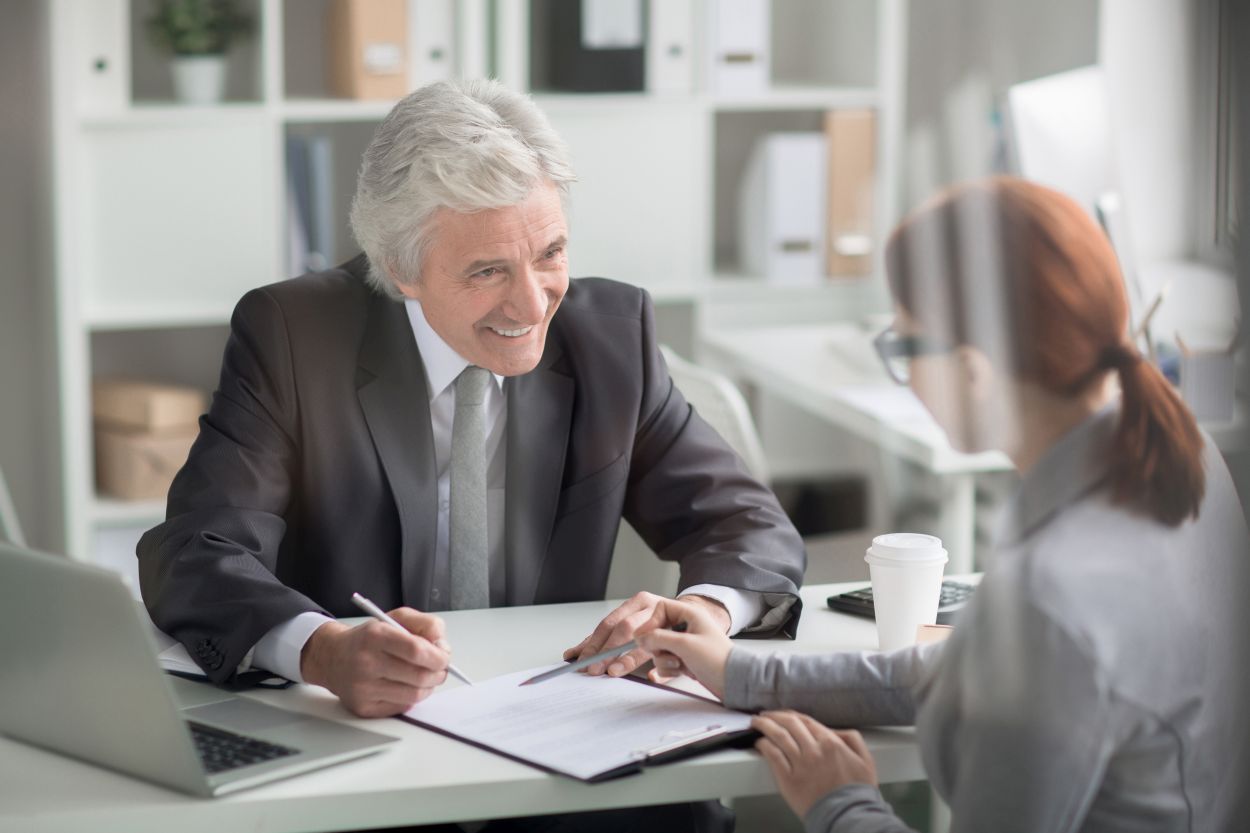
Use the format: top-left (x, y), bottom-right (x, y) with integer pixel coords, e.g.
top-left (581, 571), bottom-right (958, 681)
top-left (171, 56), bottom-right (227, 105)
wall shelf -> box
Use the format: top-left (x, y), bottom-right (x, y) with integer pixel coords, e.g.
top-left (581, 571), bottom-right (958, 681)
top-left (710, 86), bottom-right (879, 112)
top-left (90, 496), bottom-right (166, 529)
top-left (84, 303), bottom-right (237, 331)
top-left (48, 0), bottom-right (907, 566)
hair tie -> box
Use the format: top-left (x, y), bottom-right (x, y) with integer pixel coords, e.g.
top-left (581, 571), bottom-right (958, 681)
top-left (1099, 344), bottom-right (1142, 373)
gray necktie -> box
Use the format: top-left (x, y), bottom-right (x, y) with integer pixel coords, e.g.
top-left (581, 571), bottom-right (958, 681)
top-left (449, 366), bottom-right (491, 609)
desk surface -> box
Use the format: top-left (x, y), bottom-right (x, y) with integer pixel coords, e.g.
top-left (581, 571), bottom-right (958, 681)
top-left (0, 581), bottom-right (935, 833)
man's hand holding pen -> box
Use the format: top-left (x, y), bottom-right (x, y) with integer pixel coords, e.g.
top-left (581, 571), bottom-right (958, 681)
top-left (300, 608), bottom-right (451, 718)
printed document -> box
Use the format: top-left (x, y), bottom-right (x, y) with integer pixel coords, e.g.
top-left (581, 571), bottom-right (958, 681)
top-left (404, 664), bottom-right (753, 781)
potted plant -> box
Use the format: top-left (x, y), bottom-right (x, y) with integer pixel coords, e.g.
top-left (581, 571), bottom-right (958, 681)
top-left (146, 0), bottom-right (254, 105)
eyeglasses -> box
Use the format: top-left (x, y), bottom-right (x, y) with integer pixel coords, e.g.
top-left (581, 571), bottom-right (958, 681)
top-left (872, 327), bottom-right (956, 385)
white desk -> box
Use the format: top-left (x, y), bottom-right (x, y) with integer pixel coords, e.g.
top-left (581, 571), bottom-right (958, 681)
top-left (700, 323), bottom-right (1250, 574)
top-left (0, 582), bottom-right (930, 833)
top-left (701, 323), bottom-right (1013, 572)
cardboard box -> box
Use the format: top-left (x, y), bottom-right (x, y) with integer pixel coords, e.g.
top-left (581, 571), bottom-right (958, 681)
top-left (94, 424), bottom-right (199, 501)
top-left (93, 379), bottom-right (206, 432)
top-left (326, 0), bottom-right (409, 100)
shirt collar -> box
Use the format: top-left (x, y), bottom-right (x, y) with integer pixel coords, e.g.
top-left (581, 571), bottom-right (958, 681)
top-left (995, 401), bottom-right (1120, 546)
top-left (404, 299), bottom-right (504, 399)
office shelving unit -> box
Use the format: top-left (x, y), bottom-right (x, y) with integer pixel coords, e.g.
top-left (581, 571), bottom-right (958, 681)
top-left (48, 0), bottom-right (907, 573)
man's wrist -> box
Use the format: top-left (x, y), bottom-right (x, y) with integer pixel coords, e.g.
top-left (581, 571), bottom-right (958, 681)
top-left (300, 619), bottom-right (348, 686)
top-left (677, 593), bottom-right (733, 633)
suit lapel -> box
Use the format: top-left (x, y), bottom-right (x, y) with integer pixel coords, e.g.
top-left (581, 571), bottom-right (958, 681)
top-left (505, 346), bottom-right (573, 605)
top-left (356, 291), bottom-right (439, 607)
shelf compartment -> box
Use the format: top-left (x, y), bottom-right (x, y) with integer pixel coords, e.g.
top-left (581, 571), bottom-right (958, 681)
top-left (129, 0), bottom-right (265, 105)
top-left (81, 119), bottom-right (282, 313)
top-left (770, 0), bottom-right (879, 90)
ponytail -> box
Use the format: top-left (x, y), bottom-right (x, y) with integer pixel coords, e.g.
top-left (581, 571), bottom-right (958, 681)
top-left (1102, 344), bottom-right (1206, 527)
top-left (883, 177), bottom-right (1209, 527)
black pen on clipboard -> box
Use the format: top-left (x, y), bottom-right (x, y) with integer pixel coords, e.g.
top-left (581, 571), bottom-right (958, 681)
top-left (518, 621), bottom-right (689, 687)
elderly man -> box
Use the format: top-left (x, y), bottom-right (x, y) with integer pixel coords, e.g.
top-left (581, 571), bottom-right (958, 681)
top-left (138, 79), bottom-right (804, 829)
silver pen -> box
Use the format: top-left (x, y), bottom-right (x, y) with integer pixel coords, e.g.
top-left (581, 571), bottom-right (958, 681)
top-left (518, 621), bottom-right (688, 686)
top-left (350, 592), bottom-right (474, 686)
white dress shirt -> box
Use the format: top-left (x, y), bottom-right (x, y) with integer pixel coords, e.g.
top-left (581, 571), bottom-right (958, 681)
top-left (248, 300), bottom-right (762, 682)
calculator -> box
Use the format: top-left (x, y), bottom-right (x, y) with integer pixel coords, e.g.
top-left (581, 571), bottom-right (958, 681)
top-left (826, 580), bottom-right (976, 625)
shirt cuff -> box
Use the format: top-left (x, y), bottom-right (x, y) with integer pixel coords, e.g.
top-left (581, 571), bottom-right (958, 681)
top-left (679, 584), bottom-right (766, 636)
top-left (251, 612), bottom-right (334, 684)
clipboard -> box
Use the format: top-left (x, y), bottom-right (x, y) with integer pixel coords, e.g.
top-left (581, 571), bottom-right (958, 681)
top-left (399, 664), bottom-right (759, 783)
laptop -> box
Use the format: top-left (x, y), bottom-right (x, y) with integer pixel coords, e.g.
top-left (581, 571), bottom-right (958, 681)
top-left (0, 541), bottom-right (397, 797)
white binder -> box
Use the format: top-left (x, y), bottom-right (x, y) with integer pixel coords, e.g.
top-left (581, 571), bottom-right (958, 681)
top-left (706, 0), bottom-right (770, 95)
top-left (408, 0), bottom-right (456, 86)
top-left (647, 0), bottom-right (695, 94)
top-left (739, 132), bottom-right (828, 284)
top-left (68, 0), bottom-right (130, 111)
top-left (456, 0), bottom-right (490, 80)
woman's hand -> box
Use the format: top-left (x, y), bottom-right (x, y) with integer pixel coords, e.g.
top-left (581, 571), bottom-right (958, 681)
top-left (633, 598), bottom-right (733, 698)
top-left (752, 710), bottom-right (879, 819)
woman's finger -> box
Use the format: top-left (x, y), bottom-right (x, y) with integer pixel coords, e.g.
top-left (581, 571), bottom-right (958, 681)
top-left (835, 728), bottom-right (871, 761)
top-left (761, 710), bottom-right (821, 757)
top-left (754, 736), bottom-right (793, 777)
top-left (752, 715), bottom-right (804, 761)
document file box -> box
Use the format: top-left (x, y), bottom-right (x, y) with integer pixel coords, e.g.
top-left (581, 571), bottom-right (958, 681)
top-left (408, 0), bottom-right (456, 86)
top-left (93, 380), bottom-right (206, 501)
top-left (824, 109), bottom-right (877, 277)
top-left (286, 134), bottom-right (336, 274)
top-left (93, 379), bottom-right (206, 431)
top-left (326, 0), bottom-right (409, 100)
top-left (707, 0), bottom-right (770, 95)
top-left (647, 0), bottom-right (695, 94)
top-left (94, 425), bottom-right (199, 501)
top-left (538, 0), bottom-right (646, 92)
top-left (739, 132), bottom-right (829, 284)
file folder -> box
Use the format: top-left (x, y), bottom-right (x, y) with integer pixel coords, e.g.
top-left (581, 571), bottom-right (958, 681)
top-left (824, 109), bottom-right (876, 277)
top-left (326, 0), bottom-right (409, 100)
top-left (647, 0), bottom-right (695, 94)
top-left (739, 132), bottom-right (829, 284)
top-left (707, 0), bottom-right (770, 95)
top-left (538, 0), bottom-right (645, 93)
top-left (408, 0), bottom-right (456, 86)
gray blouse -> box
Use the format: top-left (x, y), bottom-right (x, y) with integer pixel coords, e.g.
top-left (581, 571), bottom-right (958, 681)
top-left (724, 406), bottom-right (1250, 832)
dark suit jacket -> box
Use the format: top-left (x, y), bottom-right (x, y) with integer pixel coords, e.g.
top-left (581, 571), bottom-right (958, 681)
top-left (138, 257), bottom-right (805, 683)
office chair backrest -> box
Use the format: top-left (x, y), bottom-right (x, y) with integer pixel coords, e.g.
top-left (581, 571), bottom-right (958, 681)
top-left (0, 466), bottom-right (26, 548)
top-left (659, 345), bottom-right (769, 482)
top-left (606, 347), bottom-right (770, 599)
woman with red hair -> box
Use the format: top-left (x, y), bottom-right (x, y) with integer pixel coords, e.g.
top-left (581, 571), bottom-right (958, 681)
top-left (636, 177), bottom-right (1250, 831)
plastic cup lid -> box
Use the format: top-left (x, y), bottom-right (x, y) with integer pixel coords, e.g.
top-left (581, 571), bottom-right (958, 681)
top-left (865, 532), bottom-right (948, 563)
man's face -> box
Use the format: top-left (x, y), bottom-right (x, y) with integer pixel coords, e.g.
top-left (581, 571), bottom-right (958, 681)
top-left (399, 182), bottom-right (569, 377)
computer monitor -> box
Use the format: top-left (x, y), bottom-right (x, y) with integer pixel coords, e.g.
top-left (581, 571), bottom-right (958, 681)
top-left (1006, 66), bottom-right (1116, 219)
top-left (1006, 65), bottom-right (1148, 338)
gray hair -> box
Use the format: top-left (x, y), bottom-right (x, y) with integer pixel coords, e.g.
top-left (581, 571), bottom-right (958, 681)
top-left (349, 79), bottom-right (577, 298)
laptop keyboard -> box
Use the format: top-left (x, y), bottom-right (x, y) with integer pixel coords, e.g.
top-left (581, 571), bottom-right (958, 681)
top-left (189, 720), bottom-right (300, 774)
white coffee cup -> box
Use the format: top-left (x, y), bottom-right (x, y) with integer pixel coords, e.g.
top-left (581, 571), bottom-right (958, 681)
top-left (864, 533), bottom-right (948, 652)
